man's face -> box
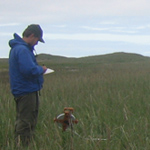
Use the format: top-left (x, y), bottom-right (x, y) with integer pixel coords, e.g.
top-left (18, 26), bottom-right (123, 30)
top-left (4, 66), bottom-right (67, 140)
top-left (30, 36), bottom-right (39, 46)
top-left (27, 34), bottom-right (39, 46)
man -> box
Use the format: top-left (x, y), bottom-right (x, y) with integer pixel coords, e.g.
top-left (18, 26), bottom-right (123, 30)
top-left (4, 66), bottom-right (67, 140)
top-left (8, 24), bottom-right (47, 147)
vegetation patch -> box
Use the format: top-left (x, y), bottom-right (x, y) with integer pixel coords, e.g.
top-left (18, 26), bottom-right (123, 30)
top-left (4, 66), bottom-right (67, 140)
top-left (1, 52), bottom-right (150, 149)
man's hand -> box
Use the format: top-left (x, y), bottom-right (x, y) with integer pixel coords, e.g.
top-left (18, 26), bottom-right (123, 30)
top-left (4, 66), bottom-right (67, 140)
top-left (42, 65), bottom-right (47, 73)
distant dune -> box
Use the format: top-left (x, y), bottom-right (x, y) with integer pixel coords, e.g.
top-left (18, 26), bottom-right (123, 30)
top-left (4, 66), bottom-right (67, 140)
top-left (1, 52), bottom-right (150, 64)
top-left (36, 52), bottom-right (150, 64)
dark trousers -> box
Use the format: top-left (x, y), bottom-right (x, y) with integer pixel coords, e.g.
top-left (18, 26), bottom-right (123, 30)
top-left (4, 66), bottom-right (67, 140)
top-left (14, 92), bottom-right (39, 146)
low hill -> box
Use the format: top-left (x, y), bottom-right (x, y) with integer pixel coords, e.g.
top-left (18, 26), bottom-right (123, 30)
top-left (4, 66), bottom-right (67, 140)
top-left (37, 53), bottom-right (69, 60)
top-left (37, 52), bottom-right (150, 64)
top-left (36, 53), bottom-right (76, 63)
top-left (1, 52), bottom-right (150, 65)
top-left (78, 52), bottom-right (150, 63)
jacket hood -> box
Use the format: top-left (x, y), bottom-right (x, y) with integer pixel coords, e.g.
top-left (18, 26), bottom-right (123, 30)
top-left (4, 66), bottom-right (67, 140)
top-left (9, 33), bottom-right (34, 51)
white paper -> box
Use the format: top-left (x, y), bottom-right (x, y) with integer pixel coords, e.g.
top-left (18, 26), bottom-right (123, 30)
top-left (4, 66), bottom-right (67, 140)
top-left (44, 68), bottom-right (54, 75)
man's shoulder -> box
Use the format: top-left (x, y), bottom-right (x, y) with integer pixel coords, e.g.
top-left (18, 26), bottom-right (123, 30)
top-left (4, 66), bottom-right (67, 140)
top-left (12, 44), bottom-right (29, 53)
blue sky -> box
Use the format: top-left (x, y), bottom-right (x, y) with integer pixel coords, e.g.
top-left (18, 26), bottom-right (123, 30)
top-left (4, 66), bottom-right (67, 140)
top-left (1, 0), bottom-right (150, 58)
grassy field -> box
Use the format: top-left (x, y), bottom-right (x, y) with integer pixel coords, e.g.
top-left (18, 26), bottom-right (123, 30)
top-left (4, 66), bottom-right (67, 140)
top-left (1, 53), bottom-right (150, 149)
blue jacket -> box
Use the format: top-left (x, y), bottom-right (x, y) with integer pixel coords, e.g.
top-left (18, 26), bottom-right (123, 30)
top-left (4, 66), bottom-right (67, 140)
top-left (9, 33), bottom-right (44, 97)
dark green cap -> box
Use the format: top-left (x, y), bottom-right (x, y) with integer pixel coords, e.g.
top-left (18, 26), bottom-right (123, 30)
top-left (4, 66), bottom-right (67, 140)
top-left (26, 24), bottom-right (45, 43)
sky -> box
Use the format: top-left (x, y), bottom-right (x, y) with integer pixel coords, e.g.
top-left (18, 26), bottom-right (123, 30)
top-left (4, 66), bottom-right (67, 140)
top-left (1, 0), bottom-right (150, 58)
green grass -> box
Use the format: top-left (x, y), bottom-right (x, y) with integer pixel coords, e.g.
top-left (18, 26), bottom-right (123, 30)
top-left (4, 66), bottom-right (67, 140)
top-left (1, 54), bottom-right (150, 149)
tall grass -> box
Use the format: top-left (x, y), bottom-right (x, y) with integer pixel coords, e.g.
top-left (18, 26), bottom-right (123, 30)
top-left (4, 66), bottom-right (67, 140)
top-left (1, 60), bottom-right (150, 149)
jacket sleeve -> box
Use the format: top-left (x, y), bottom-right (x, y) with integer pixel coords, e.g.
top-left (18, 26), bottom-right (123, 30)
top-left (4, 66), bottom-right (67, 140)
top-left (16, 47), bottom-right (44, 77)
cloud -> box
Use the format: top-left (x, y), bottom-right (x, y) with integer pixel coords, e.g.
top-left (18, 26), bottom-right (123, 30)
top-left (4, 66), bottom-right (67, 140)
top-left (135, 24), bottom-right (150, 30)
top-left (51, 25), bottom-right (67, 28)
top-left (45, 33), bottom-right (150, 45)
top-left (1, 0), bottom-right (150, 24)
top-left (81, 25), bottom-right (138, 34)
top-left (81, 26), bottom-right (110, 31)
top-left (99, 21), bottom-right (117, 25)
top-left (0, 23), bottom-right (20, 27)
top-left (1, 0), bottom-right (150, 58)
